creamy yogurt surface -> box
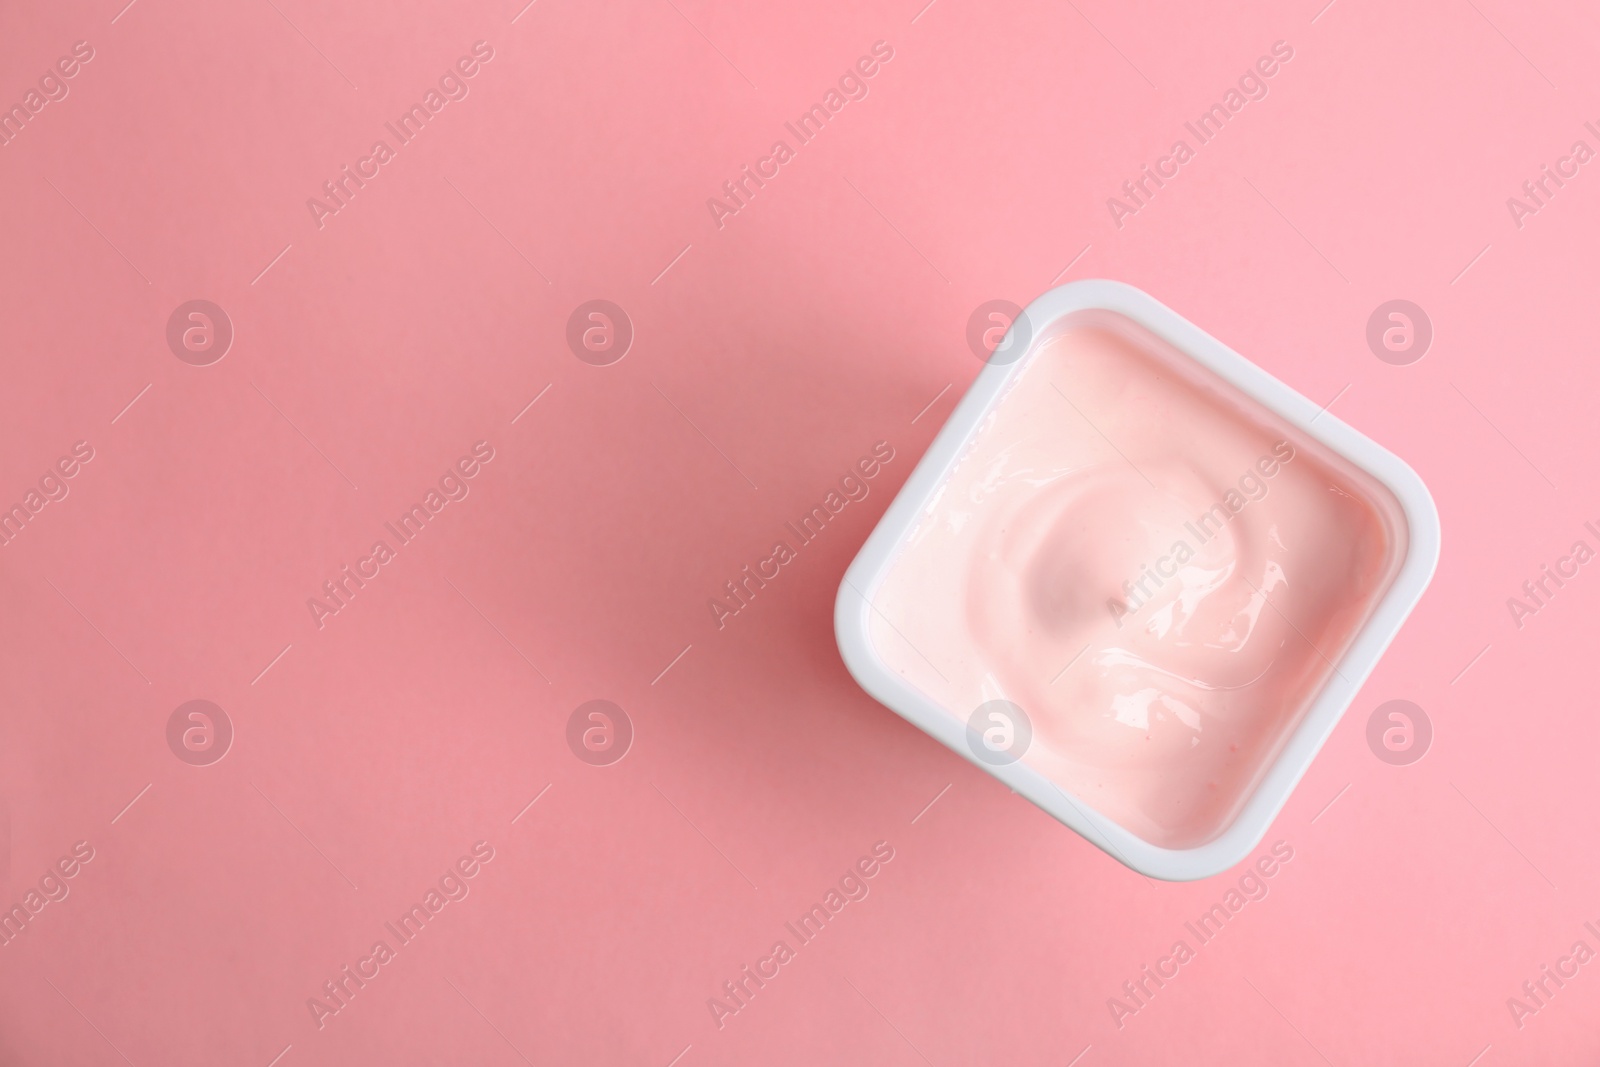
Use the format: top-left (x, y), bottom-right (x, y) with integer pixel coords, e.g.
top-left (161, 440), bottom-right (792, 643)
top-left (870, 313), bottom-right (1405, 848)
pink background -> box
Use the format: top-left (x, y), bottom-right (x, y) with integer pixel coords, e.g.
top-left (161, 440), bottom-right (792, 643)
top-left (1, 0), bottom-right (1596, 1063)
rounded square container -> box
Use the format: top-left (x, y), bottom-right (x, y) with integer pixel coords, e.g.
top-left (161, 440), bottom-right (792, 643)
top-left (835, 280), bottom-right (1440, 880)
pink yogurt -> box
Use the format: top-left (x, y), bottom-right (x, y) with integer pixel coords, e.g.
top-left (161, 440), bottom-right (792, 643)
top-left (869, 311), bottom-right (1409, 848)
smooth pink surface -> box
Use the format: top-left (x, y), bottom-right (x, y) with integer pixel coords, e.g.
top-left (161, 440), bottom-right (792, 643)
top-left (0, 0), bottom-right (1596, 1063)
top-left (870, 315), bottom-right (1405, 848)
